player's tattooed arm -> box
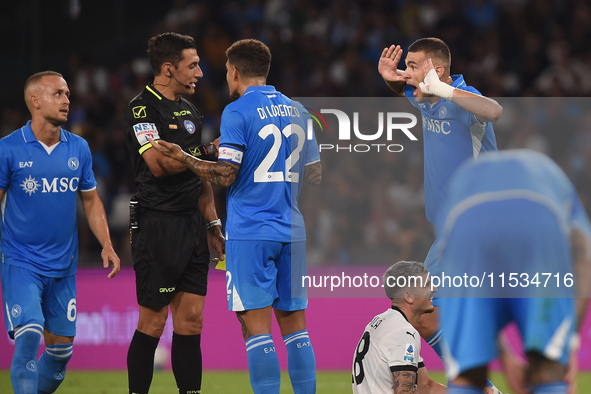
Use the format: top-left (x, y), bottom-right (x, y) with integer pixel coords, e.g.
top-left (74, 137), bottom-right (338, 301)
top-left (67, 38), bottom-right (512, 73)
top-left (304, 162), bottom-right (322, 186)
top-left (148, 137), bottom-right (239, 186)
top-left (391, 370), bottom-right (417, 394)
top-left (181, 154), bottom-right (239, 187)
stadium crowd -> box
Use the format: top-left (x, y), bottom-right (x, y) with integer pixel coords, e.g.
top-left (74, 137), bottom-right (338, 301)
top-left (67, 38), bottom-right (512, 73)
top-left (2, 0), bottom-right (591, 266)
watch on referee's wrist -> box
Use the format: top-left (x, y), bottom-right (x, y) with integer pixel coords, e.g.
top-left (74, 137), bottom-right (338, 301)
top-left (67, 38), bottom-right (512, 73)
top-left (206, 219), bottom-right (222, 230)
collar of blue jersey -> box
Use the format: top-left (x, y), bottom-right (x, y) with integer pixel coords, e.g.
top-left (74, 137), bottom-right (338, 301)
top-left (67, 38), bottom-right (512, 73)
top-left (450, 74), bottom-right (467, 89)
top-left (243, 85), bottom-right (277, 96)
top-left (21, 120), bottom-right (68, 144)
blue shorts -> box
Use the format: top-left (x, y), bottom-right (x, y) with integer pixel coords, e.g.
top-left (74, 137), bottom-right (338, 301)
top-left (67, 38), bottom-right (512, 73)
top-left (226, 240), bottom-right (308, 312)
top-left (436, 199), bottom-right (572, 298)
top-left (1, 263), bottom-right (76, 339)
top-left (439, 297), bottom-right (575, 379)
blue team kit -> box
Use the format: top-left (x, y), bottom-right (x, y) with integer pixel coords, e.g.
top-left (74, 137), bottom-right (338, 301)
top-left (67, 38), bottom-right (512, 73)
top-left (218, 85), bottom-right (320, 311)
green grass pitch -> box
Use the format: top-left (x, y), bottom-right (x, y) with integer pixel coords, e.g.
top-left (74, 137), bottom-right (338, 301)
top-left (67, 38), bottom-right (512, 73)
top-left (1, 370), bottom-right (591, 393)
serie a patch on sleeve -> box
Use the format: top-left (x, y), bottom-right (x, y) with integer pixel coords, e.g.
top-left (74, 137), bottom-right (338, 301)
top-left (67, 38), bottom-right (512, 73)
top-left (133, 123), bottom-right (160, 145)
top-left (219, 146), bottom-right (243, 164)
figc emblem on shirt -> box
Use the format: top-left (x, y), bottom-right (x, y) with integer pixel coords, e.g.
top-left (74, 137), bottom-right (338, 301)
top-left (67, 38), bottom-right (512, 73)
top-left (68, 157), bottom-right (79, 170)
top-left (184, 120), bottom-right (195, 134)
top-left (21, 176), bottom-right (40, 196)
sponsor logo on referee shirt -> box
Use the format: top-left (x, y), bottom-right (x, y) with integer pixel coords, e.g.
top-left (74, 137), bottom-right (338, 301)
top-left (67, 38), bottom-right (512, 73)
top-left (132, 106), bottom-right (147, 119)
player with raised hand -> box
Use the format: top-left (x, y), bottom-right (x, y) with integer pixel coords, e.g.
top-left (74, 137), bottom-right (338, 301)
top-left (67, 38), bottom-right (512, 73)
top-left (149, 38), bottom-right (321, 394)
top-left (379, 37), bottom-right (507, 393)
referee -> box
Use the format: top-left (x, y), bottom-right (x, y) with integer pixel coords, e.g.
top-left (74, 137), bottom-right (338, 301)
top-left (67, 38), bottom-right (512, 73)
top-left (124, 32), bottom-right (224, 394)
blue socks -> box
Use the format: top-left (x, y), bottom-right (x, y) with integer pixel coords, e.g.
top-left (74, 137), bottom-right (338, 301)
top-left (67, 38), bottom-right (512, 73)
top-left (37, 343), bottom-right (73, 394)
top-left (246, 334), bottom-right (281, 394)
top-left (532, 382), bottom-right (568, 393)
top-left (11, 324), bottom-right (43, 394)
top-left (283, 330), bottom-right (316, 394)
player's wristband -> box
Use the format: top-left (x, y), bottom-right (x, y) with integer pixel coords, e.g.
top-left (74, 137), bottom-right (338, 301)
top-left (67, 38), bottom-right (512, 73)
top-left (419, 69), bottom-right (455, 99)
top-left (188, 143), bottom-right (217, 158)
top-left (206, 219), bottom-right (222, 230)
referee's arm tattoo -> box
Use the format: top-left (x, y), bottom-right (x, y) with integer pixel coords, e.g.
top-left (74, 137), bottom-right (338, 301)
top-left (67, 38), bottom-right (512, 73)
top-left (391, 370), bottom-right (417, 394)
top-left (182, 153), bottom-right (240, 187)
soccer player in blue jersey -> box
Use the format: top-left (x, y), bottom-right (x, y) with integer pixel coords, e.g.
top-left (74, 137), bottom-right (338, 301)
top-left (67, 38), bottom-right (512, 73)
top-left (433, 149), bottom-right (591, 394)
top-left (378, 37), bottom-right (511, 393)
top-left (150, 39), bottom-right (321, 394)
top-left (0, 71), bottom-right (120, 394)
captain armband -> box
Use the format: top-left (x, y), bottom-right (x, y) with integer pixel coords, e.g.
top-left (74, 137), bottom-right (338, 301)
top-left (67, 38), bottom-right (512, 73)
top-left (218, 146), bottom-right (243, 165)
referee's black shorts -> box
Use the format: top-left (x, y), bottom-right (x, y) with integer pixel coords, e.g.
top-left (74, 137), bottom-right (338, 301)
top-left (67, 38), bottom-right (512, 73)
top-left (131, 209), bottom-right (209, 309)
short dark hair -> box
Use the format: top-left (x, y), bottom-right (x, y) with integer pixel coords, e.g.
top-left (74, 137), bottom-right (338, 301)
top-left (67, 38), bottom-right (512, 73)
top-left (24, 71), bottom-right (64, 105)
top-left (226, 39), bottom-right (271, 79)
top-left (408, 37), bottom-right (451, 70)
top-left (147, 32), bottom-right (197, 76)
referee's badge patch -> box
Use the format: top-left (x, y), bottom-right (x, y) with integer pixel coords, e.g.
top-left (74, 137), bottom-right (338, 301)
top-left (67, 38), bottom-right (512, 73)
top-left (68, 157), bottom-right (79, 170)
top-left (184, 120), bottom-right (195, 134)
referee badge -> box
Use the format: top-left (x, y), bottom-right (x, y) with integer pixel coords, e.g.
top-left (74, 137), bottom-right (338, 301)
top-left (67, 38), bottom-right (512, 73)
top-left (184, 120), bottom-right (195, 134)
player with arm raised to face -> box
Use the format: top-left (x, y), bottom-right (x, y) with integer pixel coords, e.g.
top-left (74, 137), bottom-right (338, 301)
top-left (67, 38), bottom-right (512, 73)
top-left (150, 38), bottom-right (321, 394)
top-left (0, 71), bottom-right (120, 394)
top-left (378, 37), bottom-right (511, 392)
top-left (434, 149), bottom-right (591, 394)
top-left (124, 32), bottom-right (224, 394)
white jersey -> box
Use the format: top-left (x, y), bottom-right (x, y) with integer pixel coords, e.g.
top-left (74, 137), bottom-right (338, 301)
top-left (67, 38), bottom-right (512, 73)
top-left (352, 307), bottom-right (424, 394)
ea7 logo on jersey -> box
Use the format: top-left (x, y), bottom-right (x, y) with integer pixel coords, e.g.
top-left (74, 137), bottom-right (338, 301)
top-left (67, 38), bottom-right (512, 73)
top-left (19, 161), bottom-right (33, 168)
top-left (133, 123), bottom-right (160, 145)
top-left (403, 344), bottom-right (415, 363)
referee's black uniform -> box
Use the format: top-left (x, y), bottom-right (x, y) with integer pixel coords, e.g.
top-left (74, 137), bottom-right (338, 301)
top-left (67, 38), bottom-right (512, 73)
top-left (124, 83), bottom-right (209, 308)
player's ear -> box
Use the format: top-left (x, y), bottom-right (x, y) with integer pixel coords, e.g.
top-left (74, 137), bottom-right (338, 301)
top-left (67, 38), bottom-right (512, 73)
top-left (435, 65), bottom-right (446, 79)
top-left (232, 65), bottom-right (240, 82)
top-left (403, 291), bottom-right (413, 304)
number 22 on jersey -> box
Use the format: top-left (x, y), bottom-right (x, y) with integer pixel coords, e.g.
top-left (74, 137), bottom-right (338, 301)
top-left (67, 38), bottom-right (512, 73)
top-left (254, 123), bottom-right (305, 183)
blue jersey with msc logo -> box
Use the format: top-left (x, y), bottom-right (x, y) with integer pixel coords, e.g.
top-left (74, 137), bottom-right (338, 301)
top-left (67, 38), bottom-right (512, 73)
top-left (404, 75), bottom-right (497, 225)
top-left (219, 85), bottom-right (320, 242)
top-left (0, 121), bottom-right (97, 277)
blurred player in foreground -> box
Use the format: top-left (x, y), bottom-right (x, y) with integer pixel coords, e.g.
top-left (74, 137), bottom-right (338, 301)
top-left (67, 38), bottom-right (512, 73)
top-left (149, 39), bottom-right (321, 394)
top-left (433, 150), bottom-right (591, 394)
top-left (0, 71), bottom-right (120, 394)
top-left (352, 261), bottom-right (497, 394)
